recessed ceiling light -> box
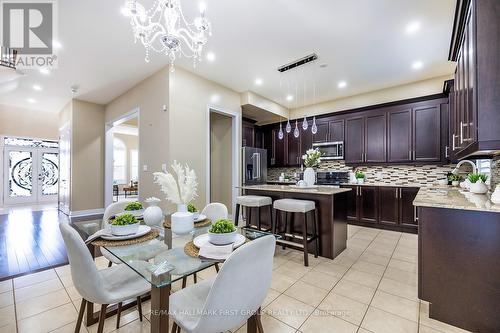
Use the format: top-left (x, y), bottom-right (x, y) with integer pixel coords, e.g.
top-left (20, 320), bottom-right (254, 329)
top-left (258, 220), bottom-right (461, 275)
top-left (286, 95), bottom-right (294, 101)
top-left (255, 78), bottom-right (263, 86)
top-left (33, 85), bottom-right (42, 91)
top-left (337, 81), bottom-right (347, 89)
top-left (406, 21), bottom-right (421, 34)
top-left (206, 52), bottom-right (215, 61)
top-left (319, 63), bottom-right (328, 68)
top-left (27, 98), bottom-right (36, 104)
top-left (412, 61), bottom-right (423, 70)
top-left (52, 40), bottom-right (62, 49)
top-left (39, 67), bottom-right (50, 75)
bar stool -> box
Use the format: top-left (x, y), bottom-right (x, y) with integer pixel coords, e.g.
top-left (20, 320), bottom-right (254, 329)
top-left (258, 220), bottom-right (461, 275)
top-left (273, 199), bottom-right (319, 266)
top-left (234, 195), bottom-right (273, 231)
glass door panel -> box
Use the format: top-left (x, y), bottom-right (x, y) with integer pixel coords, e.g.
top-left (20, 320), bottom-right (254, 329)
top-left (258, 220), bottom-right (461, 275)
top-left (38, 150), bottom-right (59, 202)
top-left (4, 148), bottom-right (35, 204)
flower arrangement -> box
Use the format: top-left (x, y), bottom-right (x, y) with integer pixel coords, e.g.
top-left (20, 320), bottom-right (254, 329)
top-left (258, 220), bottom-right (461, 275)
top-left (153, 161), bottom-right (198, 205)
top-left (302, 148), bottom-right (322, 168)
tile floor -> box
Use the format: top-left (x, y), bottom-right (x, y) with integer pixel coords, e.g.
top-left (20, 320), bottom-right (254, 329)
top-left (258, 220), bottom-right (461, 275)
top-left (0, 225), bottom-right (472, 333)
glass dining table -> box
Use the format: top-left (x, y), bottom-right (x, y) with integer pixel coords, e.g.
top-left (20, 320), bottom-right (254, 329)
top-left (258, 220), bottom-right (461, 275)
top-left (72, 216), bottom-right (277, 333)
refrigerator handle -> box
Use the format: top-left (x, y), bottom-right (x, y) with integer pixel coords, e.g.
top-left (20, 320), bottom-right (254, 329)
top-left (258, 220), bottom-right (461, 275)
top-left (257, 153), bottom-right (261, 179)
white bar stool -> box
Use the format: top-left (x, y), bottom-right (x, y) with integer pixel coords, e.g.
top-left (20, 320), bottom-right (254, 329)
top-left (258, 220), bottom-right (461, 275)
top-left (273, 198), bottom-right (319, 266)
top-left (234, 195), bottom-right (272, 231)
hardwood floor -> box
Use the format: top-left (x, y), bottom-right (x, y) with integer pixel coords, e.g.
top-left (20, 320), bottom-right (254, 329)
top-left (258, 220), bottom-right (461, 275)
top-left (0, 208), bottom-right (70, 281)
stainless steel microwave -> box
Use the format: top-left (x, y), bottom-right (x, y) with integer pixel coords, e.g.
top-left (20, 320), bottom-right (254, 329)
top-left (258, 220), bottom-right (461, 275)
top-left (312, 141), bottom-right (344, 160)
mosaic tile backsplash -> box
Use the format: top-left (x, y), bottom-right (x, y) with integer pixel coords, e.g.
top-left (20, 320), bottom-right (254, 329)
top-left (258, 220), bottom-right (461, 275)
top-left (490, 156), bottom-right (500, 189)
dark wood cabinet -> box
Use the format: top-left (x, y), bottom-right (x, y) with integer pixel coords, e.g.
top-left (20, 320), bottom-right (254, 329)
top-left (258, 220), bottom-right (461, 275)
top-left (379, 187), bottom-right (399, 225)
top-left (345, 117), bottom-right (365, 163)
top-left (312, 122), bottom-right (329, 143)
top-left (266, 127), bottom-right (286, 167)
top-left (287, 132), bottom-right (300, 166)
top-left (359, 186), bottom-right (378, 223)
top-left (400, 187), bottom-right (419, 227)
top-left (242, 120), bottom-right (255, 147)
top-left (413, 105), bottom-right (441, 162)
top-left (328, 119), bottom-right (344, 142)
top-left (344, 185), bottom-right (359, 221)
top-left (387, 108), bottom-right (412, 163)
top-left (301, 127), bottom-right (313, 155)
top-left (365, 113), bottom-right (386, 163)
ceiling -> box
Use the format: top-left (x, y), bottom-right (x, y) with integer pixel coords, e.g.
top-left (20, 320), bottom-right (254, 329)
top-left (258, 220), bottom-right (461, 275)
top-left (0, 0), bottom-right (457, 113)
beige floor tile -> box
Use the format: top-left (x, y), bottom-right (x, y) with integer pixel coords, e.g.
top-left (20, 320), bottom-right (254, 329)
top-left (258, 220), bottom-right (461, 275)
top-left (18, 303), bottom-right (77, 333)
top-left (235, 313), bottom-right (296, 333)
top-left (0, 291), bottom-right (14, 308)
top-left (55, 265), bottom-right (72, 277)
top-left (346, 238), bottom-right (371, 249)
top-left (358, 328), bottom-right (374, 333)
top-left (300, 311), bottom-right (358, 333)
top-left (265, 294), bottom-right (314, 329)
top-left (358, 252), bottom-right (390, 266)
top-left (419, 302), bottom-right (472, 333)
top-left (370, 290), bottom-right (419, 322)
top-left (0, 322), bottom-right (17, 333)
top-left (196, 266), bottom-right (219, 280)
top-left (58, 274), bottom-right (74, 288)
top-left (274, 262), bottom-right (311, 280)
top-left (288, 253), bottom-right (325, 267)
top-left (300, 270), bottom-right (339, 290)
top-left (270, 272), bottom-right (297, 293)
top-left (50, 320), bottom-right (88, 332)
top-left (343, 269), bottom-right (382, 288)
top-left (87, 308), bottom-right (140, 333)
top-left (332, 279), bottom-right (376, 305)
top-left (94, 256), bottom-right (111, 270)
top-left (16, 288), bottom-right (71, 320)
top-left (378, 277), bottom-right (418, 301)
top-left (0, 280), bottom-right (12, 294)
top-left (273, 256), bottom-right (290, 269)
top-left (14, 278), bottom-right (64, 302)
top-left (351, 260), bottom-right (386, 276)
top-left (392, 251), bottom-right (418, 264)
top-left (419, 324), bottom-right (445, 333)
top-left (114, 317), bottom-right (150, 332)
top-left (364, 247), bottom-right (394, 258)
top-left (317, 292), bottom-right (368, 326)
top-left (0, 304), bottom-right (16, 326)
top-left (312, 261), bottom-right (349, 278)
top-left (284, 280), bottom-right (329, 307)
top-left (383, 267), bottom-right (417, 287)
top-left (14, 269), bottom-right (58, 289)
top-left (361, 306), bottom-right (417, 333)
top-left (388, 259), bottom-right (417, 273)
top-left (65, 285), bottom-right (82, 301)
top-left (263, 288), bottom-right (281, 308)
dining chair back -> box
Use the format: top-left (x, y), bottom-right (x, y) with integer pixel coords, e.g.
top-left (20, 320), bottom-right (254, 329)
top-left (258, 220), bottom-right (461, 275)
top-left (201, 202), bottom-right (228, 223)
top-left (194, 235), bottom-right (275, 332)
top-left (103, 201), bottom-right (131, 227)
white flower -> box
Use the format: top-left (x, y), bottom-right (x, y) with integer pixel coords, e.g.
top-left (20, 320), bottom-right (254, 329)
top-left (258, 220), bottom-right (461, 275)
top-left (153, 161), bottom-right (198, 205)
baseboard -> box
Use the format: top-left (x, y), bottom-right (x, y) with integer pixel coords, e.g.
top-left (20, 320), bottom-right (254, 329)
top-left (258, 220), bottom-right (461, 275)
top-left (69, 208), bottom-right (105, 217)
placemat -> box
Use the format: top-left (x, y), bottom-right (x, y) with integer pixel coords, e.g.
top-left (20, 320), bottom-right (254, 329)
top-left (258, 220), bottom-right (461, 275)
top-left (164, 218), bottom-right (211, 229)
top-left (91, 229), bottom-right (160, 247)
top-left (183, 238), bottom-right (250, 258)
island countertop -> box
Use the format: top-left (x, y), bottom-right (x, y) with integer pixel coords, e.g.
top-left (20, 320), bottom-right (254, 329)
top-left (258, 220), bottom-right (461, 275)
top-left (238, 184), bottom-right (352, 195)
top-left (413, 187), bottom-right (500, 213)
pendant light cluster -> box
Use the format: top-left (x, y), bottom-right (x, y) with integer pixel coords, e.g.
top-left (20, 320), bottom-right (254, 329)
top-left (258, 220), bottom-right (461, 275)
top-left (278, 115), bottom-right (318, 140)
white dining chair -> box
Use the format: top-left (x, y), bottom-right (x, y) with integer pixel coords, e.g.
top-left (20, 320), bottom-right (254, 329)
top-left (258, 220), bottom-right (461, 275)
top-left (170, 235), bottom-right (276, 333)
top-left (201, 202), bottom-right (228, 223)
top-left (59, 223), bottom-right (150, 333)
top-left (102, 201), bottom-right (132, 266)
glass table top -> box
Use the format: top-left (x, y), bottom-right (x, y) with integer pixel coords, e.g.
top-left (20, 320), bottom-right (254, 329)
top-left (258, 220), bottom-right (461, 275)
top-left (72, 218), bottom-right (278, 288)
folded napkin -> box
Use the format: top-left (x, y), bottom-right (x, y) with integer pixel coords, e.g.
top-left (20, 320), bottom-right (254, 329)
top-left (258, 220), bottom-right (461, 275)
top-left (199, 243), bottom-right (233, 261)
top-left (85, 229), bottom-right (112, 244)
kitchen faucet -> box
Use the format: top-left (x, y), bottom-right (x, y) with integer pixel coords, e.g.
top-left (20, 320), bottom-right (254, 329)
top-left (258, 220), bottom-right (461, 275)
top-left (452, 160), bottom-right (477, 175)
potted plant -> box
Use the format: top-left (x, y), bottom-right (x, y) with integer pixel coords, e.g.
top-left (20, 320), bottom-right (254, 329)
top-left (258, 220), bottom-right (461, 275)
top-left (123, 201), bottom-right (144, 217)
top-left (355, 171), bottom-right (366, 184)
top-left (467, 173), bottom-right (488, 194)
top-left (110, 213), bottom-right (139, 236)
top-left (154, 161), bottom-right (198, 235)
top-left (448, 174), bottom-right (464, 187)
top-left (302, 148), bottom-right (322, 186)
top-left (208, 219), bottom-right (237, 245)
top-left (143, 197), bottom-right (163, 226)
top-left (187, 203), bottom-right (200, 219)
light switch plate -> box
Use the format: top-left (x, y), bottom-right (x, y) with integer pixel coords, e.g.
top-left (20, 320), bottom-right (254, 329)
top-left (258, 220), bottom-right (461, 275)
top-left (143, 165), bottom-right (148, 171)
top-left (161, 164), bottom-right (167, 172)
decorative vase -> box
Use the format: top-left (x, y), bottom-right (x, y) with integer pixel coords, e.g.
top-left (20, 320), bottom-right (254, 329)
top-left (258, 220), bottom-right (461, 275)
top-left (357, 178), bottom-right (365, 184)
top-left (469, 179), bottom-right (488, 194)
top-left (303, 167), bottom-right (316, 186)
top-left (490, 185), bottom-right (500, 204)
top-left (171, 204), bottom-right (194, 235)
top-left (143, 198), bottom-right (164, 227)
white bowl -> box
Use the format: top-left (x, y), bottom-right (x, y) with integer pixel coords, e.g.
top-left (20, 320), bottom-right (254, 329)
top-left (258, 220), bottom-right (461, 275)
top-left (207, 230), bottom-right (237, 245)
top-left (120, 209), bottom-right (144, 218)
top-left (111, 223), bottom-right (139, 236)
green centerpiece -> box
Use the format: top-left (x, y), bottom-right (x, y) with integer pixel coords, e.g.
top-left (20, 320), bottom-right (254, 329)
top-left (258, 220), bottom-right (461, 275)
top-left (124, 201), bottom-right (143, 211)
top-left (208, 219), bottom-right (237, 245)
top-left (110, 213), bottom-right (139, 236)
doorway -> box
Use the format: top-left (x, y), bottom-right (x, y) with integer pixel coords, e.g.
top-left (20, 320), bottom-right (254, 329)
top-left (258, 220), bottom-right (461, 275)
top-left (2, 137), bottom-right (59, 206)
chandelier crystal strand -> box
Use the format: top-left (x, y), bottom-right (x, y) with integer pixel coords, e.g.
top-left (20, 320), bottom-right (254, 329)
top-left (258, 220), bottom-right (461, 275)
top-left (311, 116), bottom-right (318, 134)
top-left (302, 115), bottom-right (308, 130)
top-left (122, 0), bottom-right (211, 69)
top-left (285, 119), bottom-right (291, 133)
top-left (294, 120), bottom-right (300, 138)
top-left (278, 122), bottom-right (284, 140)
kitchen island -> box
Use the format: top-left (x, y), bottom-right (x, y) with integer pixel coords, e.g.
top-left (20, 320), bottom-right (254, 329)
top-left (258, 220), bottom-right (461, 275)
top-left (239, 184), bottom-right (351, 259)
top-left (414, 187), bottom-right (500, 332)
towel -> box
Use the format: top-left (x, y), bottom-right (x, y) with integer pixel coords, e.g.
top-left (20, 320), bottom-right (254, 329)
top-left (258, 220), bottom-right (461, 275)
top-left (199, 243), bottom-right (233, 261)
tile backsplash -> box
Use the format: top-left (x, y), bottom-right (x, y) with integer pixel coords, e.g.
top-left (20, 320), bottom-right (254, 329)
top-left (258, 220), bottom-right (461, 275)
top-left (490, 156), bottom-right (500, 189)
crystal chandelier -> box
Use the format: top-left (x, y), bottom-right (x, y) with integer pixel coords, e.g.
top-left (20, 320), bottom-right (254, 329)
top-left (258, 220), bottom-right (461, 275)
top-left (122, 0), bottom-right (212, 71)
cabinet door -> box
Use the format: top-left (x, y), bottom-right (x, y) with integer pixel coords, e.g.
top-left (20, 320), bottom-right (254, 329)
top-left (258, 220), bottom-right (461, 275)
top-left (312, 122), bottom-right (329, 143)
top-left (328, 119), bottom-right (344, 142)
top-left (254, 128), bottom-right (263, 149)
top-left (466, 8), bottom-right (476, 144)
top-left (399, 187), bottom-right (419, 228)
top-left (263, 129), bottom-right (273, 166)
top-left (413, 106), bottom-right (441, 162)
top-left (387, 109), bottom-right (412, 162)
top-left (242, 123), bottom-right (255, 147)
top-left (272, 128), bottom-right (286, 167)
top-left (359, 186), bottom-right (378, 223)
top-left (378, 187), bottom-right (399, 225)
top-left (301, 126), bottom-right (313, 157)
top-left (342, 185), bottom-right (359, 221)
top-left (287, 132), bottom-right (300, 166)
top-left (345, 117), bottom-right (365, 163)
top-left (365, 113), bottom-right (386, 162)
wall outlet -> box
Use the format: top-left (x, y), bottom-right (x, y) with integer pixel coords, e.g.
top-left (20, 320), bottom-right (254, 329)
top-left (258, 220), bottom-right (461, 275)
top-left (143, 165), bottom-right (148, 172)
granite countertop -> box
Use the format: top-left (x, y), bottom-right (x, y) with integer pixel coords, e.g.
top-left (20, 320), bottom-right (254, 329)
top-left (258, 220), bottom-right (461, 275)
top-left (340, 182), bottom-right (426, 188)
top-left (239, 184), bottom-right (351, 195)
top-left (413, 187), bottom-right (500, 213)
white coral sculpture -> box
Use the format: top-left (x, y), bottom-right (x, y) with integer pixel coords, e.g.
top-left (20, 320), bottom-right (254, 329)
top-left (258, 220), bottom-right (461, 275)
top-left (153, 161), bottom-right (198, 205)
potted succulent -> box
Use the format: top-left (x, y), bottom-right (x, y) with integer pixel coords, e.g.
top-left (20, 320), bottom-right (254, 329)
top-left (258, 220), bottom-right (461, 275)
top-left (187, 203), bottom-right (200, 219)
top-left (110, 213), bottom-right (139, 236)
top-left (302, 148), bottom-right (322, 186)
top-left (208, 219), bottom-right (237, 245)
top-left (448, 174), bottom-right (464, 187)
top-left (355, 171), bottom-right (366, 184)
top-left (154, 161), bottom-right (198, 235)
top-left (123, 201), bottom-right (144, 217)
top-left (467, 173), bottom-right (488, 194)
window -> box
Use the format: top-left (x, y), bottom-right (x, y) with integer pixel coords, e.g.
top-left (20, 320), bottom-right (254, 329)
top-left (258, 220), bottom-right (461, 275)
top-left (113, 138), bottom-right (127, 184)
top-left (476, 159), bottom-right (491, 176)
top-left (130, 149), bottom-right (138, 181)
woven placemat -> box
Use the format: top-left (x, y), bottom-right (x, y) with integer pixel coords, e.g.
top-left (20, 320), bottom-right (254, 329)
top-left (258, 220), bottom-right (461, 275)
top-left (183, 238), bottom-right (250, 258)
top-left (164, 218), bottom-right (211, 229)
top-left (91, 229), bottom-right (160, 247)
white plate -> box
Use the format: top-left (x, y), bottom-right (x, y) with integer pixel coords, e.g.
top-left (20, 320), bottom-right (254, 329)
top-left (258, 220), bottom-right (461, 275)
top-left (289, 185), bottom-right (318, 189)
top-left (101, 225), bottom-right (151, 240)
top-left (193, 233), bottom-right (245, 248)
top-left (194, 214), bottom-right (207, 223)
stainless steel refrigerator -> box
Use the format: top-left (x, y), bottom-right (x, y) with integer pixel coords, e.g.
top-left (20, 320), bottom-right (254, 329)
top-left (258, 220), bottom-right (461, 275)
top-left (242, 147), bottom-right (267, 184)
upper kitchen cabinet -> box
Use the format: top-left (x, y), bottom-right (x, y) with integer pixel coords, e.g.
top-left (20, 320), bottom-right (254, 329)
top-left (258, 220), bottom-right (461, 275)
top-left (301, 125), bottom-right (313, 154)
top-left (345, 116), bottom-right (365, 163)
top-left (413, 105), bottom-right (441, 162)
top-left (287, 131), bottom-right (301, 166)
top-left (388, 108), bottom-right (412, 163)
top-left (242, 118), bottom-right (255, 147)
top-left (263, 125), bottom-right (286, 167)
top-left (449, 0), bottom-right (500, 159)
top-left (328, 119), bottom-right (345, 142)
top-left (312, 121), bottom-right (329, 143)
top-left (365, 112), bottom-right (386, 163)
